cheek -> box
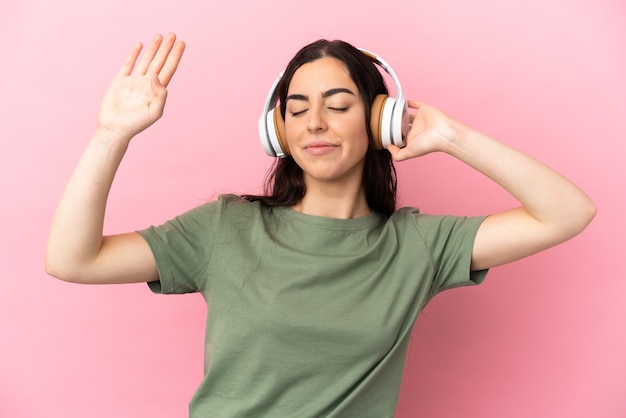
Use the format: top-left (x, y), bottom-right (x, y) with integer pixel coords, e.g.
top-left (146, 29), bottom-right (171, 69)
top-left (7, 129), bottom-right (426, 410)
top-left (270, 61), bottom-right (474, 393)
top-left (284, 119), bottom-right (300, 143)
top-left (348, 119), bottom-right (370, 147)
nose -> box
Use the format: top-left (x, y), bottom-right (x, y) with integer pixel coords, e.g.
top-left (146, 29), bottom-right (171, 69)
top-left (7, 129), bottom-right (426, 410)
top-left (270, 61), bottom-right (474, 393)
top-left (307, 106), bottom-right (327, 132)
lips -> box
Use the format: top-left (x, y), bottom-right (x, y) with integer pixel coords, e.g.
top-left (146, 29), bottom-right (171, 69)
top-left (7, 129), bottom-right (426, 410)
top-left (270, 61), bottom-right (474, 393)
top-left (303, 141), bottom-right (339, 155)
top-left (304, 140), bottom-right (338, 148)
top-left (304, 141), bottom-right (339, 155)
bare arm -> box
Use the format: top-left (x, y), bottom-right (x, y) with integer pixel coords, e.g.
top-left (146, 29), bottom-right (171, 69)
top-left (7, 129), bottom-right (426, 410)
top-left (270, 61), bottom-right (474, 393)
top-left (387, 101), bottom-right (596, 271)
top-left (45, 33), bottom-right (185, 284)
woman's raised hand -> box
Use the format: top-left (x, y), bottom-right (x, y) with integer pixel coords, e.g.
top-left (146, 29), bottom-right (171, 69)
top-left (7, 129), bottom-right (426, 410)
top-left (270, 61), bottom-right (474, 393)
top-left (97, 33), bottom-right (185, 142)
top-left (386, 100), bottom-right (461, 162)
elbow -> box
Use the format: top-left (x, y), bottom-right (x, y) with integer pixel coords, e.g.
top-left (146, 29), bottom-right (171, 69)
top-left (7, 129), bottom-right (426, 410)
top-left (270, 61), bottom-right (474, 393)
top-left (44, 260), bottom-right (72, 283)
top-left (579, 198), bottom-right (597, 230)
top-left (586, 200), bottom-right (597, 223)
top-left (566, 198), bottom-right (597, 238)
top-left (44, 253), bottom-right (84, 284)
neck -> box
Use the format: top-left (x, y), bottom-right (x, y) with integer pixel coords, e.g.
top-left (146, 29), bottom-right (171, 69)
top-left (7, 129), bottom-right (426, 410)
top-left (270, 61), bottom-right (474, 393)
top-left (292, 175), bottom-right (370, 219)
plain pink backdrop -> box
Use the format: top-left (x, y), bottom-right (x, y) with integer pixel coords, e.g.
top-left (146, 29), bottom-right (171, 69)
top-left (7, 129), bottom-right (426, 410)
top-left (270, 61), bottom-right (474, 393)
top-left (2, 0), bottom-right (624, 417)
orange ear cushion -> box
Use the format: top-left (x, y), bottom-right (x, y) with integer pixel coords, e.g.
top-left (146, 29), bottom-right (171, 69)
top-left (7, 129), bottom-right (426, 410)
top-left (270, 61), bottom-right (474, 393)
top-left (370, 94), bottom-right (388, 150)
top-left (273, 108), bottom-right (290, 156)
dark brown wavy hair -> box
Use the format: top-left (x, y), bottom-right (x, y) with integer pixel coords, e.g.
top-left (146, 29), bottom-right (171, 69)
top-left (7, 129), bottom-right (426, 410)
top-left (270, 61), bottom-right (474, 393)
top-left (244, 39), bottom-right (397, 217)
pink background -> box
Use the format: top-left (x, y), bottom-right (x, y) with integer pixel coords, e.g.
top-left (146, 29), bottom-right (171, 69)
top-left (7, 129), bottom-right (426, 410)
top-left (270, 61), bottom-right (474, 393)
top-left (2, 0), bottom-right (625, 417)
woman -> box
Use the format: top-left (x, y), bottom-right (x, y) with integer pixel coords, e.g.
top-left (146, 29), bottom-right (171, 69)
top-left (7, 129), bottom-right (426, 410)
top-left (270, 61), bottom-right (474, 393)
top-left (45, 33), bottom-right (595, 417)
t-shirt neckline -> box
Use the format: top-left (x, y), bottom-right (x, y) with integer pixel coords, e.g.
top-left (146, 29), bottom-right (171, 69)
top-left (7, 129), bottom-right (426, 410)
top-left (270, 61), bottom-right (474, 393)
top-left (274, 205), bottom-right (384, 231)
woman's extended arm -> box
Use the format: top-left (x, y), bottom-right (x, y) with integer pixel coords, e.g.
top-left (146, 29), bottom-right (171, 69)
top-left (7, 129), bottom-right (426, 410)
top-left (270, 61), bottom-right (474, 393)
top-left (387, 101), bottom-right (596, 271)
top-left (45, 33), bottom-right (185, 284)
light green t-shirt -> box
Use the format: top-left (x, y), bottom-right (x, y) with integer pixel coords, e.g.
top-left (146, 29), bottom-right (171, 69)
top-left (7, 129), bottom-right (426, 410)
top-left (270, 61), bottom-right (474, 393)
top-left (138, 194), bottom-right (488, 417)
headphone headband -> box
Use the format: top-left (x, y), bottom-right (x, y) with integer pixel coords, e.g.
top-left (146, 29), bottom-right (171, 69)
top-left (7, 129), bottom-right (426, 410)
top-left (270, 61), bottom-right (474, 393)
top-left (259, 48), bottom-right (409, 158)
top-left (358, 48), bottom-right (405, 102)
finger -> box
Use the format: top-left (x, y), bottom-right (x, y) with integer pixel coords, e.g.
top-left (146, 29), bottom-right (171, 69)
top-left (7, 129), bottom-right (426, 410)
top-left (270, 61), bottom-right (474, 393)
top-left (146, 33), bottom-right (177, 77)
top-left (135, 34), bottom-right (164, 75)
top-left (407, 100), bottom-right (424, 110)
top-left (158, 40), bottom-right (186, 87)
top-left (117, 42), bottom-right (143, 77)
top-left (386, 144), bottom-right (410, 162)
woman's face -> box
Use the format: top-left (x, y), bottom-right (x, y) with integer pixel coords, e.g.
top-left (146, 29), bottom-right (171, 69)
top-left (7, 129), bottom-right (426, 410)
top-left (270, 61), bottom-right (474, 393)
top-left (284, 57), bottom-right (369, 185)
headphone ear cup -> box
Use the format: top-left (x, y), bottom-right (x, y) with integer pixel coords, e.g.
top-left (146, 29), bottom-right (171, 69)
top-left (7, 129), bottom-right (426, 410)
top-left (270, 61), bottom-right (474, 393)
top-left (272, 107), bottom-right (290, 156)
top-left (370, 94), bottom-right (388, 150)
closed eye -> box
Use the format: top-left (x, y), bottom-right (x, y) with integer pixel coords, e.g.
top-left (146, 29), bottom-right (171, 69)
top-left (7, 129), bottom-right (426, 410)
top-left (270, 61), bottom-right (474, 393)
top-left (290, 109), bottom-right (308, 117)
top-left (328, 107), bottom-right (348, 112)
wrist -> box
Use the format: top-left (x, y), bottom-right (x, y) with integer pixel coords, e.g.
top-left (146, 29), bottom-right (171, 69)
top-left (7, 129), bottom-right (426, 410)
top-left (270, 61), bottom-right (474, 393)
top-left (91, 127), bottom-right (133, 159)
top-left (439, 118), bottom-right (477, 157)
top-left (93, 125), bottom-right (133, 149)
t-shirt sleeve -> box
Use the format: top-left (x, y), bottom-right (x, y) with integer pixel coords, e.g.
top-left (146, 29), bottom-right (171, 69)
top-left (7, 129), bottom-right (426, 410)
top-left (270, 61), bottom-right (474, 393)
top-left (136, 198), bottom-right (225, 294)
top-left (409, 211), bottom-right (489, 297)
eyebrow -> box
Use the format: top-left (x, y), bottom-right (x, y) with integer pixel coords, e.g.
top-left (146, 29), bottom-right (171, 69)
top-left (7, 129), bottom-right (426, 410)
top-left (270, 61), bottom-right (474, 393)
top-left (286, 87), bottom-right (355, 102)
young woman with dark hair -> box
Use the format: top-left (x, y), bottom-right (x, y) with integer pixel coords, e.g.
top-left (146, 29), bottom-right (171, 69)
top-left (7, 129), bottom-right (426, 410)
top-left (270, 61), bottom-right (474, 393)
top-left (45, 33), bottom-right (595, 417)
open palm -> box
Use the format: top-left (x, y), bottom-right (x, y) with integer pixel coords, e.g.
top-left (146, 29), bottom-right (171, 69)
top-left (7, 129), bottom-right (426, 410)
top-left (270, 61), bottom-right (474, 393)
top-left (97, 33), bottom-right (185, 140)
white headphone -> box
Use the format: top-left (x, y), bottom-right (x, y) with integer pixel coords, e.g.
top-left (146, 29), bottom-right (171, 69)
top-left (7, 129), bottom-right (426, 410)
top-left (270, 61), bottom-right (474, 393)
top-left (258, 48), bottom-right (409, 158)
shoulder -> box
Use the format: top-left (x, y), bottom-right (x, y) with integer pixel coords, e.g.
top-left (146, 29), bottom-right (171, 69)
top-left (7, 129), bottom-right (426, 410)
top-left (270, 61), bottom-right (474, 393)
top-left (215, 194), bottom-right (269, 215)
top-left (155, 194), bottom-right (263, 231)
top-left (389, 206), bottom-right (486, 239)
top-left (191, 194), bottom-right (263, 216)
top-left (215, 193), bottom-right (249, 207)
top-left (211, 194), bottom-right (276, 230)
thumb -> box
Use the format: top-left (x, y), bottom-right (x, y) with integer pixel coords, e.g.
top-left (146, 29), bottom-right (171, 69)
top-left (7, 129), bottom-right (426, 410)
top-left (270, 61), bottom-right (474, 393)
top-left (386, 144), bottom-right (409, 162)
top-left (151, 75), bottom-right (167, 98)
top-left (151, 75), bottom-right (168, 107)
